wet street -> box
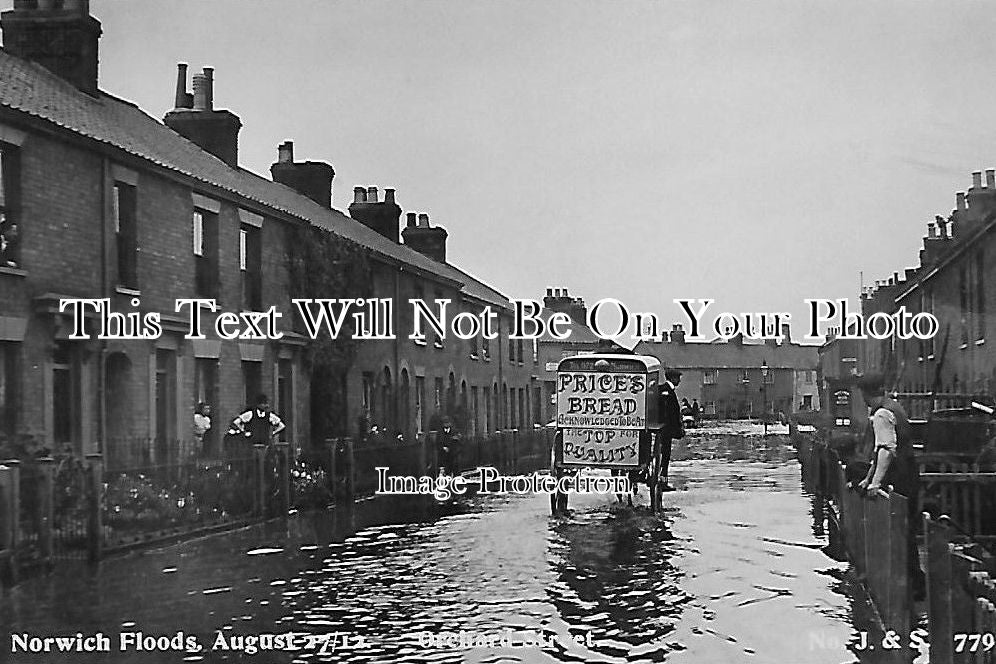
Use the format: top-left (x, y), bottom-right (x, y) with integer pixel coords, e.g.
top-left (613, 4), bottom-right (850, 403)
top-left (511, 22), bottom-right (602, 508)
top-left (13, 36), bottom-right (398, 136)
top-left (3, 424), bottom-right (883, 663)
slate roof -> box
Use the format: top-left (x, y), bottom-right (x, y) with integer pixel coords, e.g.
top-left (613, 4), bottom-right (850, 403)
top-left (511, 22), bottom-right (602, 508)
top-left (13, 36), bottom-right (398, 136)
top-left (0, 48), bottom-right (510, 308)
top-left (632, 337), bottom-right (819, 370)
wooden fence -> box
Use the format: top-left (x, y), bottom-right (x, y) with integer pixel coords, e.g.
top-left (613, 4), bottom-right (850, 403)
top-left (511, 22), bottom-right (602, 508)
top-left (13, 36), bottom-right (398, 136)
top-left (919, 460), bottom-right (996, 542)
top-left (925, 516), bottom-right (996, 664)
top-left (795, 434), bottom-right (911, 660)
top-left (893, 393), bottom-right (987, 422)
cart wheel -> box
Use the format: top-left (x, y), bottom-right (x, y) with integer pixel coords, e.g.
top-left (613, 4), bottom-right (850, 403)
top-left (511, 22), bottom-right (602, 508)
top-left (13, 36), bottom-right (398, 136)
top-left (556, 490), bottom-right (569, 514)
top-left (550, 467), bottom-right (568, 515)
top-left (649, 453), bottom-right (663, 514)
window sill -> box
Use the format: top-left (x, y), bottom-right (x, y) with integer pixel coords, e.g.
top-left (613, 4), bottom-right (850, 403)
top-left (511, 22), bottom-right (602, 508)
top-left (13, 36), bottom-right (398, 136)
top-left (0, 265), bottom-right (27, 278)
top-left (470, 353), bottom-right (479, 361)
top-left (115, 285), bottom-right (141, 297)
top-left (960, 343), bottom-right (968, 350)
top-left (413, 338), bottom-right (428, 347)
top-left (976, 338), bottom-right (986, 346)
top-left (433, 341), bottom-right (444, 350)
top-left (927, 355), bottom-right (935, 361)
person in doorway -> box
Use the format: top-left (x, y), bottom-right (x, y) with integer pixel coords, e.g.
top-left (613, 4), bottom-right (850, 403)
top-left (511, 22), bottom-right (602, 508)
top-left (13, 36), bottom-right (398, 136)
top-left (855, 374), bottom-right (926, 600)
top-left (193, 402), bottom-right (212, 456)
top-left (657, 368), bottom-right (685, 492)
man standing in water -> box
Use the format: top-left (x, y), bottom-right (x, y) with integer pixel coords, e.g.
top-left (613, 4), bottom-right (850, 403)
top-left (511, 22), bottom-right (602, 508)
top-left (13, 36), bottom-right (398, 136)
top-left (657, 368), bottom-right (685, 492)
top-left (856, 374), bottom-right (926, 600)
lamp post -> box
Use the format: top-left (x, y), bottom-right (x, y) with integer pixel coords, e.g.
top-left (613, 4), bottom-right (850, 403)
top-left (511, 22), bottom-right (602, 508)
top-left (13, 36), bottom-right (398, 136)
top-left (761, 360), bottom-right (769, 436)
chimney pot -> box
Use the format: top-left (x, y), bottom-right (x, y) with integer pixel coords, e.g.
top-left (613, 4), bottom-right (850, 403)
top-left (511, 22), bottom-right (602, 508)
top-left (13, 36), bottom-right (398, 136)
top-left (366, 186), bottom-right (378, 203)
top-left (384, 188), bottom-right (396, 204)
top-left (935, 215), bottom-right (949, 238)
top-left (927, 222), bottom-right (937, 239)
top-left (417, 213), bottom-right (430, 228)
top-left (174, 63), bottom-right (189, 109)
top-left (277, 141), bottom-right (294, 163)
top-left (987, 170), bottom-right (995, 189)
top-left (546, 288), bottom-right (553, 297)
top-left (973, 171), bottom-right (983, 189)
top-left (957, 192), bottom-right (967, 210)
top-left (192, 73), bottom-right (208, 110)
top-left (202, 67), bottom-right (214, 111)
top-left (353, 186), bottom-right (366, 204)
top-left (406, 212), bottom-right (417, 227)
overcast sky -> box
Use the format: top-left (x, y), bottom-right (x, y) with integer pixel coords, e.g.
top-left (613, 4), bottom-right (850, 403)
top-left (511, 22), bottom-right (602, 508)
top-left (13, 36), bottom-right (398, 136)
top-left (86, 1), bottom-right (996, 343)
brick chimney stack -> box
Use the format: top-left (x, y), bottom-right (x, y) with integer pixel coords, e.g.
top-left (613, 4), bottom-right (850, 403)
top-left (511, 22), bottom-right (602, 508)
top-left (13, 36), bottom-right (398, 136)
top-left (542, 288), bottom-right (587, 323)
top-left (402, 212), bottom-right (448, 262)
top-left (1, 0), bottom-right (102, 95)
top-left (349, 186), bottom-right (402, 242)
top-left (670, 323), bottom-right (686, 344)
top-left (163, 64), bottom-right (242, 168)
top-left (269, 141), bottom-right (335, 208)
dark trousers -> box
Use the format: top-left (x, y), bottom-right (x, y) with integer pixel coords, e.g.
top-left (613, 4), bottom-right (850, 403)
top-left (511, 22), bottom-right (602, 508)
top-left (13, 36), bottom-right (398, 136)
top-left (655, 432), bottom-right (673, 483)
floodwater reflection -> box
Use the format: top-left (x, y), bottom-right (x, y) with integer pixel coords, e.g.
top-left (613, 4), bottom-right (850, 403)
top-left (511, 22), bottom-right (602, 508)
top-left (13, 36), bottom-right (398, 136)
top-left (2, 427), bottom-right (890, 663)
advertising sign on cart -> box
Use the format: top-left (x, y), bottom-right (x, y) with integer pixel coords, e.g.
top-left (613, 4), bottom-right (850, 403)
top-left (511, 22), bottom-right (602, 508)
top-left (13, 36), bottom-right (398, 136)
top-left (556, 370), bottom-right (649, 467)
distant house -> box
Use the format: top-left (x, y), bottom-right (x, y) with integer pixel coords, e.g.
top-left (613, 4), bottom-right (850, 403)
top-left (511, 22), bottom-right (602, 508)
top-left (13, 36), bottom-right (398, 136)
top-left (634, 325), bottom-right (819, 419)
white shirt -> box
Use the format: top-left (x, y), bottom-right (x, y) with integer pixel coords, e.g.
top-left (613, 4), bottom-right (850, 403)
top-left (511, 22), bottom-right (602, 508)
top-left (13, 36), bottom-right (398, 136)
top-left (193, 413), bottom-right (211, 437)
top-left (235, 409), bottom-right (283, 428)
top-left (870, 407), bottom-right (897, 453)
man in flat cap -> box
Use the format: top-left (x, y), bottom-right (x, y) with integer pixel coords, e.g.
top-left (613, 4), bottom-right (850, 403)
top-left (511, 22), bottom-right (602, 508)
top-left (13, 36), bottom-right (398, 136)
top-left (657, 368), bottom-right (685, 491)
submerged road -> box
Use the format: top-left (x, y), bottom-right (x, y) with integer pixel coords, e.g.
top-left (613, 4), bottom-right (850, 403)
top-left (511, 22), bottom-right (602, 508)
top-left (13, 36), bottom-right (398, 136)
top-left (3, 423), bottom-right (894, 663)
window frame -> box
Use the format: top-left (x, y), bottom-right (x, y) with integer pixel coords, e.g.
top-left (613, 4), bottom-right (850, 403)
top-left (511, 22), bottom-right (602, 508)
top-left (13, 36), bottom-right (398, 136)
top-left (0, 142), bottom-right (22, 269)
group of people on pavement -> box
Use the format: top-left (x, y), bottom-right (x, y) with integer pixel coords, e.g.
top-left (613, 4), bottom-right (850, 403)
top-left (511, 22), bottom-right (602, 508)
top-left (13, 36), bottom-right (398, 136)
top-left (187, 394), bottom-right (286, 459)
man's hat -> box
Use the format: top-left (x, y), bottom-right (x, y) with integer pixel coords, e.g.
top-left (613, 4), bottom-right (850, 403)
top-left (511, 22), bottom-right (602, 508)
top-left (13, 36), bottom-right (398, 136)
top-left (664, 368), bottom-right (682, 380)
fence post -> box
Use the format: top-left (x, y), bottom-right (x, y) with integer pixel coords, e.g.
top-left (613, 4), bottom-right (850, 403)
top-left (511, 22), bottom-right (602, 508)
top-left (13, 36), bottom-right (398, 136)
top-left (2, 460), bottom-right (19, 553)
top-left (37, 457), bottom-right (55, 562)
top-left (925, 516), bottom-right (954, 664)
top-left (499, 430), bottom-right (509, 473)
top-left (426, 433), bottom-right (438, 477)
top-left (84, 453), bottom-right (102, 563)
top-left (343, 439), bottom-right (356, 503)
top-left (416, 433), bottom-right (427, 476)
top-left (0, 463), bottom-right (13, 552)
top-left (511, 429), bottom-right (519, 474)
top-left (888, 495), bottom-right (910, 662)
top-left (253, 444), bottom-right (266, 517)
top-left (275, 442), bottom-right (291, 517)
top-left (325, 439), bottom-right (338, 502)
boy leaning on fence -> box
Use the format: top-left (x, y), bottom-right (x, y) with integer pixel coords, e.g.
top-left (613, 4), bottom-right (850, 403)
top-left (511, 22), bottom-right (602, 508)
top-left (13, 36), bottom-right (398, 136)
top-left (229, 394), bottom-right (285, 447)
top-left (854, 374), bottom-right (926, 600)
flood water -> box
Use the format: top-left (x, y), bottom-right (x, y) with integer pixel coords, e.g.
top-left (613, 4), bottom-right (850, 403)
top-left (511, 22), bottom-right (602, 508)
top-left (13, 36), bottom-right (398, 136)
top-left (2, 423), bottom-right (903, 663)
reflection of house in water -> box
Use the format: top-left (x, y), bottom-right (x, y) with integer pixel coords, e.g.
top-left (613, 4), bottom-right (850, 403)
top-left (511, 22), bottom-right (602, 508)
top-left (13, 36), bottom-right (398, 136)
top-left (548, 510), bottom-right (690, 656)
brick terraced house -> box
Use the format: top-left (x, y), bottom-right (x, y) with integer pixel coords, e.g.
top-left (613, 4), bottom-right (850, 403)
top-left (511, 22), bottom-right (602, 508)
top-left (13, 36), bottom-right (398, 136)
top-left (0, 1), bottom-right (535, 468)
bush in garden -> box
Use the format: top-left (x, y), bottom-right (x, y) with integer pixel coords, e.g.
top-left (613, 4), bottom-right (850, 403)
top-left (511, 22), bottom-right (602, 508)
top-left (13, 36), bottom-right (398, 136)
top-left (291, 459), bottom-right (332, 510)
